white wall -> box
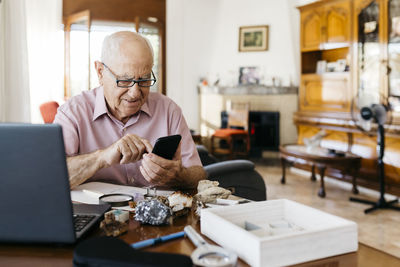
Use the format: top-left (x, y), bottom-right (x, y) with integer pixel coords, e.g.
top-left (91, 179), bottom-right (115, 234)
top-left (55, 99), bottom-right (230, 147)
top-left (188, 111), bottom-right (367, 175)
top-left (166, 0), bottom-right (221, 132)
top-left (167, 0), bottom-right (304, 132)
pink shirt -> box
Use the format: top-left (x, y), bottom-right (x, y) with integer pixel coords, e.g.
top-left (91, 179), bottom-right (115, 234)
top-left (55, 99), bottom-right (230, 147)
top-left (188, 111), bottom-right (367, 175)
top-left (54, 87), bottom-right (201, 187)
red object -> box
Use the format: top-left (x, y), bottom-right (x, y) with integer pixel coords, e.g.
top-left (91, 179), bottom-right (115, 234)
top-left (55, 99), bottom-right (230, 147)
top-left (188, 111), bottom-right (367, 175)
top-left (39, 101), bottom-right (59, 123)
top-left (213, 128), bottom-right (248, 137)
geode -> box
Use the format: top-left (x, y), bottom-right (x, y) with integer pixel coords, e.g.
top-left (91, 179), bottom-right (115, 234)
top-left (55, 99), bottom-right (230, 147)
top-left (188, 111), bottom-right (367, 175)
top-left (134, 199), bottom-right (172, 225)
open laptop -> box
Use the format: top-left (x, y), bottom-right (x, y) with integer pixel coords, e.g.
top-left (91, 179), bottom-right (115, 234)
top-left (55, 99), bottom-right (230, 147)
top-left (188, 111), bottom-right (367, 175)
top-left (0, 123), bottom-right (110, 244)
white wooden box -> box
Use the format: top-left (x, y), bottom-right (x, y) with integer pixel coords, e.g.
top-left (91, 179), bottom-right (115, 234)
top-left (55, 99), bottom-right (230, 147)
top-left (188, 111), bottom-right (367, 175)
top-left (200, 199), bottom-right (358, 267)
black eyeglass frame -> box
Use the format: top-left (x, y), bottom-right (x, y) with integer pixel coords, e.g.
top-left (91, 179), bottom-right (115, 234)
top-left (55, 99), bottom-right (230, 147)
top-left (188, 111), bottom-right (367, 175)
top-left (101, 62), bottom-right (157, 88)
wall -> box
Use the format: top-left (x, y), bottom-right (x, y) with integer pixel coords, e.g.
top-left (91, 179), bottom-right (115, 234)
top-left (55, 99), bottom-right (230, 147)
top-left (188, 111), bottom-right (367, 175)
top-left (166, 0), bottom-right (221, 132)
top-left (167, 0), bottom-right (307, 134)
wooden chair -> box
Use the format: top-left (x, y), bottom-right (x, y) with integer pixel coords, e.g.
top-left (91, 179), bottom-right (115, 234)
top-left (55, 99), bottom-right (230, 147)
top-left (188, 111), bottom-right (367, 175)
top-left (39, 101), bottom-right (59, 123)
top-left (211, 101), bottom-right (250, 159)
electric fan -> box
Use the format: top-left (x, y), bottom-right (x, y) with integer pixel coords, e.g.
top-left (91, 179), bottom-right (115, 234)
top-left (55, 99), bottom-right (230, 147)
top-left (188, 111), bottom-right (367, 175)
top-left (350, 91), bottom-right (400, 213)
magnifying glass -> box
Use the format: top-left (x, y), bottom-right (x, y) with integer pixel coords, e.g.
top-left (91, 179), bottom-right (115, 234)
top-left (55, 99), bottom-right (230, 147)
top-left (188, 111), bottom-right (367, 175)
top-left (184, 225), bottom-right (237, 267)
top-left (99, 193), bottom-right (134, 207)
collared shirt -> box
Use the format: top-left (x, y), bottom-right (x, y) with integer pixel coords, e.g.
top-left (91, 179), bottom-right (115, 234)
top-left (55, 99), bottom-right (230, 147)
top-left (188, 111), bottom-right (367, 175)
top-left (54, 86), bottom-right (201, 187)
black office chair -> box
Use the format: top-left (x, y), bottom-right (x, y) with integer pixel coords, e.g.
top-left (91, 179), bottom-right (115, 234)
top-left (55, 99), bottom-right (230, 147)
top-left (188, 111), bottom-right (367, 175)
top-left (197, 145), bottom-right (267, 201)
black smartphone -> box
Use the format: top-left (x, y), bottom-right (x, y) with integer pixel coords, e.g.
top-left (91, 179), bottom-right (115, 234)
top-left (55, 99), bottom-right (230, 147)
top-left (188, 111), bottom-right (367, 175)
top-left (152, 134), bottom-right (182, 160)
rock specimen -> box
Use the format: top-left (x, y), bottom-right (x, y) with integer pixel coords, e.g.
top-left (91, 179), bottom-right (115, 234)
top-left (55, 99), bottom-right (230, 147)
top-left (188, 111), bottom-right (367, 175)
top-left (168, 191), bottom-right (193, 216)
top-left (100, 210), bottom-right (129, 237)
top-left (195, 180), bottom-right (231, 203)
top-left (134, 199), bottom-right (172, 225)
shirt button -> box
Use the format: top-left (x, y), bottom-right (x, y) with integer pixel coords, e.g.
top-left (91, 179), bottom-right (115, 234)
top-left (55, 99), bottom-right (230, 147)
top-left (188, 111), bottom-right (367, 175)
top-left (123, 128), bottom-right (127, 132)
top-left (129, 177), bottom-right (135, 183)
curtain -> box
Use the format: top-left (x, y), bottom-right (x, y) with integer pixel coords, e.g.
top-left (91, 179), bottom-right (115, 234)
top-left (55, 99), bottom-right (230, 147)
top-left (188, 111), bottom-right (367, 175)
top-left (25, 0), bottom-right (63, 123)
top-left (0, 0), bottom-right (31, 122)
top-left (0, 0), bottom-right (63, 123)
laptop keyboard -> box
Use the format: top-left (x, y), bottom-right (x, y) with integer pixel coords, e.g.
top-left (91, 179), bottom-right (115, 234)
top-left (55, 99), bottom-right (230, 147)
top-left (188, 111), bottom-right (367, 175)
top-left (73, 214), bottom-right (96, 232)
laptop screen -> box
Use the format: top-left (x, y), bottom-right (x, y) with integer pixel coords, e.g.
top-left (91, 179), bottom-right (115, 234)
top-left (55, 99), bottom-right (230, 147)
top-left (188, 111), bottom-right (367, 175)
top-left (0, 123), bottom-right (76, 243)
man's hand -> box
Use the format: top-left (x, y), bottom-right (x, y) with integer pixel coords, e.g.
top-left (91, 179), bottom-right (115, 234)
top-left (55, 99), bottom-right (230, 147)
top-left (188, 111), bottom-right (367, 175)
top-left (101, 134), bottom-right (153, 167)
top-left (140, 144), bottom-right (183, 187)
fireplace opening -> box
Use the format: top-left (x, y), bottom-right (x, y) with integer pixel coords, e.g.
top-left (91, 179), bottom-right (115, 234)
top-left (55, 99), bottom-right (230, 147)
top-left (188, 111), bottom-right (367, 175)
top-left (221, 111), bottom-right (280, 157)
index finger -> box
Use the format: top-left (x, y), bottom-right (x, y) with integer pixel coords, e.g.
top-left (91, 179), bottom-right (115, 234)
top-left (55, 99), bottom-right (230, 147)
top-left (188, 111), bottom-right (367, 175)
top-left (141, 138), bottom-right (153, 153)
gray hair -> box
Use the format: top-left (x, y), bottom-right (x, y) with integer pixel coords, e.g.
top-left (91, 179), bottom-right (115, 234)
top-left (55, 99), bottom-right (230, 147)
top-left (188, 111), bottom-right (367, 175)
top-left (101, 31), bottom-right (154, 64)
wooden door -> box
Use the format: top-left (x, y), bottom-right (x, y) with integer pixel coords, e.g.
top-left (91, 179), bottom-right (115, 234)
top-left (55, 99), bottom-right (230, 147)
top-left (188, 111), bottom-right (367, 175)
top-left (301, 9), bottom-right (323, 51)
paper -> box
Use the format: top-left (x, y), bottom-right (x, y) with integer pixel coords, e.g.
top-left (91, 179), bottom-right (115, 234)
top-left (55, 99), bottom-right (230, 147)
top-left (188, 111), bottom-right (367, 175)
top-left (71, 182), bottom-right (174, 205)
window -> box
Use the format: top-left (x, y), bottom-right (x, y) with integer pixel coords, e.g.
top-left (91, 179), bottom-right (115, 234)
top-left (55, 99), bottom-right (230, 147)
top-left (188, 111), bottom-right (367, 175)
top-left (64, 11), bottom-right (164, 98)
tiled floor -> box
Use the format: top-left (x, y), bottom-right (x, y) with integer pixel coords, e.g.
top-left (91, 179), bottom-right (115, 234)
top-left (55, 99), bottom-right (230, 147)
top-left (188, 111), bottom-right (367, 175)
top-left (255, 164), bottom-right (400, 258)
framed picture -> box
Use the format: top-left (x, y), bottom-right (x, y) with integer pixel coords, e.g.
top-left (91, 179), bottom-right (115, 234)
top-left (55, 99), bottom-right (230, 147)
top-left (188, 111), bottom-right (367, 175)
top-left (316, 60), bottom-right (327, 74)
top-left (239, 25), bottom-right (269, 52)
top-left (239, 67), bottom-right (260, 85)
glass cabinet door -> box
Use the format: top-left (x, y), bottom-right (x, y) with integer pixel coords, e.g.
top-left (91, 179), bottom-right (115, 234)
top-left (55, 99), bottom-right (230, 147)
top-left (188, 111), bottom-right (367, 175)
top-left (357, 1), bottom-right (381, 101)
top-left (388, 0), bottom-right (400, 111)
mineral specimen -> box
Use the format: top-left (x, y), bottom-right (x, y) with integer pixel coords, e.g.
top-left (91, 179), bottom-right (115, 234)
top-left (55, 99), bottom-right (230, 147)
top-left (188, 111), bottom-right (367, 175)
top-left (195, 180), bottom-right (231, 203)
top-left (134, 199), bottom-right (172, 225)
top-left (168, 191), bottom-right (193, 217)
top-left (100, 211), bottom-right (129, 237)
top-left (197, 180), bottom-right (219, 192)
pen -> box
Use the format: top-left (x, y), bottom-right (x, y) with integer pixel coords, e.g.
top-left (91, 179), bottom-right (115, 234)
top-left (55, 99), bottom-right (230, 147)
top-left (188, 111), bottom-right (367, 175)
top-left (131, 231), bottom-right (185, 249)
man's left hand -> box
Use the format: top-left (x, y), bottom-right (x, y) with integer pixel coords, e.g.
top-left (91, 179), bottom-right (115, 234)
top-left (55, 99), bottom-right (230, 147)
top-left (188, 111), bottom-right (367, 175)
top-left (139, 144), bottom-right (183, 187)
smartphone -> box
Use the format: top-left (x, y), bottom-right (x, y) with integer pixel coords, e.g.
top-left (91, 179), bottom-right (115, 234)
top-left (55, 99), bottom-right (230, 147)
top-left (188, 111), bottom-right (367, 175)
top-left (152, 134), bottom-right (182, 160)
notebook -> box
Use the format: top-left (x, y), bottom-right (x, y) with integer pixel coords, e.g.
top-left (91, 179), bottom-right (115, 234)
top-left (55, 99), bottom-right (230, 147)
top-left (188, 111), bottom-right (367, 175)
top-left (0, 123), bottom-right (110, 244)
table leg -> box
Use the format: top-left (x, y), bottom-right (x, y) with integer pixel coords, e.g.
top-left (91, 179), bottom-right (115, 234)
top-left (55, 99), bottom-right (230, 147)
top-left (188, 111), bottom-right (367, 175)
top-left (311, 165), bottom-right (316, 181)
top-left (281, 158), bottom-right (286, 184)
top-left (318, 166), bottom-right (326, 198)
top-left (351, 168), bottom-right (359, 195)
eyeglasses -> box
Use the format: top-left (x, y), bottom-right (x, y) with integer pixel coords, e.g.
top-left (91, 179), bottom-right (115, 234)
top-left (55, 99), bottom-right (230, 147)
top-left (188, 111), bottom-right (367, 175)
top-left (102, 62), bottom-right (157, 88)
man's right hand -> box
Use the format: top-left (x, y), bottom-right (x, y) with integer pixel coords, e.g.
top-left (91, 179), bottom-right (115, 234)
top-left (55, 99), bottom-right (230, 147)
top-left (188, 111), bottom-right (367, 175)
top-left (101, 134), bottom-right (153, 166)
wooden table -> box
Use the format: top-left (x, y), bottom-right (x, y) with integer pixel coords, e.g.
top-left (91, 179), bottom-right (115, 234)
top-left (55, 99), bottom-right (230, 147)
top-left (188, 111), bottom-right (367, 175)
top-left (0, 209), bottom-right (399, 267)
top-left (280, 144), bottom-right (362, 198)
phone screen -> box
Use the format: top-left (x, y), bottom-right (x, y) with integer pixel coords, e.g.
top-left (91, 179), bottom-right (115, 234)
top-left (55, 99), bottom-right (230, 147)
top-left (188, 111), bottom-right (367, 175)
top-left (151, 135), bottom-right (182, 160)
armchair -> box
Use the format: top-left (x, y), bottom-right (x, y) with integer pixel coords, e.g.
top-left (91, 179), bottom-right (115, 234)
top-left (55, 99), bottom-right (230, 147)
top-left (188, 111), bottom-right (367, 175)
top-left (197, 145), bottom-right (266, 201)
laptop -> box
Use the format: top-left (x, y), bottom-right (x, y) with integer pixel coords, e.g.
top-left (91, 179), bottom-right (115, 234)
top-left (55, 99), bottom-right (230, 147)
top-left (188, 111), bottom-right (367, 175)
top-left (0, 123), bottom-right (110, 244)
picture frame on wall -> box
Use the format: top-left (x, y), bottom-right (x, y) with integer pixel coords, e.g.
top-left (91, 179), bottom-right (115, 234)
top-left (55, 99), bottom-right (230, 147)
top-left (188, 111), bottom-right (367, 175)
top-left (239, 25), bottom-right (269, 52)
top-left (238, 66), bottom-right (260, 85)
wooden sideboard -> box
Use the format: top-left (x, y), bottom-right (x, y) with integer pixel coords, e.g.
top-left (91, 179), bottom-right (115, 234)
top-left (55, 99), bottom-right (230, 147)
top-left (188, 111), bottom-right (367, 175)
top-left (297, 0), bottom-right (400, 196)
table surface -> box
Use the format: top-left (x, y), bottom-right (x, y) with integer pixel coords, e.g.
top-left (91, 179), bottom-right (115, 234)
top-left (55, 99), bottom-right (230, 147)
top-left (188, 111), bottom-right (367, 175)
top-left (280, 144), bottom-right (361, 161)
top-left (0, 208), bottom-right (399, 267)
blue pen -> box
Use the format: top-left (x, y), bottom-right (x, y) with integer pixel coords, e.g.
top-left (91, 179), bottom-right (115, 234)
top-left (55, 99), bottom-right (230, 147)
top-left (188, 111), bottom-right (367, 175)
top-left (131, 231), bottom-right (185, 249)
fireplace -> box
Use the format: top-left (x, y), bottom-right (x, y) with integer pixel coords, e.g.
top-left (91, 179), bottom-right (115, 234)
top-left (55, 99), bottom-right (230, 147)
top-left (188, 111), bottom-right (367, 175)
top-left (221, 111), bottom-right (280, 157)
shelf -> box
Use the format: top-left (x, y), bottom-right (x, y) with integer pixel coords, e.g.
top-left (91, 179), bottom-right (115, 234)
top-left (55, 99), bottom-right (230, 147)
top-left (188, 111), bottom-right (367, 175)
top-left (198, 85), bottom-right (298, 95)
top-left (301, 72), bottom-right (350, 78)
top-left (301, 43), bottom-right (350, 53)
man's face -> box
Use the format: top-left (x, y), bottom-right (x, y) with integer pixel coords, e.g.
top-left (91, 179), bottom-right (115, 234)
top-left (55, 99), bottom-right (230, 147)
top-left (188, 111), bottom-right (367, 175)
top-left (102, 62), bottom-right (151, 122)
top-left (96, 41), bottom-right (153, 123)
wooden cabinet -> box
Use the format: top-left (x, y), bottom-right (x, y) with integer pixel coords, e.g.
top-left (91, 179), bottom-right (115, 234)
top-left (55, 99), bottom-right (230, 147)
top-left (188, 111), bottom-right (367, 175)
top-left (296, 0), bottom-right (400, 196)
top-left (300, 73), bottom-right (351, 111)
top-left (300, 0), bottom-right (351, 51)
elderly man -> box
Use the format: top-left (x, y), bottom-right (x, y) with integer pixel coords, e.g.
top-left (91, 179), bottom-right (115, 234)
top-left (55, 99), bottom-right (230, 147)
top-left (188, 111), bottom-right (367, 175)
top-left (54, 31), bottom-right (206, 189)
